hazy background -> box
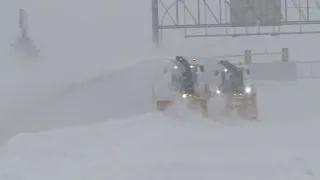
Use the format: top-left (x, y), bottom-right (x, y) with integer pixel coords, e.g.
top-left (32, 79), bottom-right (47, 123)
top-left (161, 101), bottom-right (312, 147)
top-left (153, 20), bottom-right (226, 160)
top-left (0, 0), bottom-right (319, 140)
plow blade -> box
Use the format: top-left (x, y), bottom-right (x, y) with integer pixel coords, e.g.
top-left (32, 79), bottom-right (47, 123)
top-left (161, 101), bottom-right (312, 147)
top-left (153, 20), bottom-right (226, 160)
top-left (226, 93), bottom-right (258, 120)
top-left (156, 100), bottom-right (173, 111)
top-left (155, 98), bottom-right (208, 117)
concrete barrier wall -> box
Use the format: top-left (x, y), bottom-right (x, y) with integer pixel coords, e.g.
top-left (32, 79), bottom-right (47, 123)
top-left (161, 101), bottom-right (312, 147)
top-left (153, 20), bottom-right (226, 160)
top-left (249, 62), bottom-right (297, 81)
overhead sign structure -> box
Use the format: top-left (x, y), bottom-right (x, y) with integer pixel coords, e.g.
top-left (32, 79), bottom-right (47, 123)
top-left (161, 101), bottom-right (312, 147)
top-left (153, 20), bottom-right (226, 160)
top-left (152, 0), bottom-right (320, 43)
top-left (230, 0), bottom-right (282, 27)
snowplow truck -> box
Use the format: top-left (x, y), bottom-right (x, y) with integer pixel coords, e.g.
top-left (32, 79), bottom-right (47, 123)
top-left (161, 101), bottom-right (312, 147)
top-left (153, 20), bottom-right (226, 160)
top-left (214, 60), bottom-right (258, 120)
top-left (152, 56), bottom-right (210, 117)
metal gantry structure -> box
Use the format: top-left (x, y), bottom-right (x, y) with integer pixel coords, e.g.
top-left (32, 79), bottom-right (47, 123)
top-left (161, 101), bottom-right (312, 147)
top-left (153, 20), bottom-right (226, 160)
top-left (152, 0), bottom-right (320, 45)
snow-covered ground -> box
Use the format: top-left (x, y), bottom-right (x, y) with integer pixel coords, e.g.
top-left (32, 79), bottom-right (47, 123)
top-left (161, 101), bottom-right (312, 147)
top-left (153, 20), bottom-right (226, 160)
top-left (1, 66), bottom-right (320, 180)
top-left (1, 0), bottom-right (320, 179)
top-left (0, 110), bottom-right (319, 180)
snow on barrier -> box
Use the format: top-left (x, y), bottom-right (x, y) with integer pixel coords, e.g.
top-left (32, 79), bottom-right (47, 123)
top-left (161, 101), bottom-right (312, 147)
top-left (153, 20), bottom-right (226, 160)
top-left (249, 61), bottom-right (297, 85)
top-left (194, 48), bottom-right (320, 86)
top-left (219, 48), bottom-right (320, 85)
top-left (238, 48), bottom-right (297, 85)
top-left (193, 48), bottom-right (297, 86)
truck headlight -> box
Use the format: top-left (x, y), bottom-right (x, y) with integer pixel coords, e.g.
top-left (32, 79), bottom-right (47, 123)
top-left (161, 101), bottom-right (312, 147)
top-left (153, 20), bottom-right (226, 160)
top-left (216, 89), bottom-right (221, 94)
top-left (245, 87), bottom-right (251, 94)
top-left (182, 94), bottom-right (188, 98)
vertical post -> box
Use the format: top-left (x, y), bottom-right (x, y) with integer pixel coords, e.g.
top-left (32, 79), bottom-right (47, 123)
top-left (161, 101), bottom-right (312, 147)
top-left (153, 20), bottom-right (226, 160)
top-left (152, 83), bottom-right (156, 105)
top-left (307, 0), bottom-right (309, 20)
top-left (244, 50), bottom-right (252, 64)
top-left (197, 0), bottom-right (201, 24)
top-left (176, 0), bottom-right (179, 25)
top-left (285, 0), bottom-right (288, 21)
top-left (19, 8), bottom-right (28, 38)
top-left (151, 0), bottom-right (160, 45)
top-left (282, 48), bottom-right (289, 62)
top-left (219, 0), bottom-right (222, 23)
top-left (183, 0), bottom-right (187, 36)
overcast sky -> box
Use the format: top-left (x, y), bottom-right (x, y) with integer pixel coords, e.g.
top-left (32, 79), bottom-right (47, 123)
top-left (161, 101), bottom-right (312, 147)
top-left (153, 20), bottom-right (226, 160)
top-left (0, 0), bottom-right (319, 60)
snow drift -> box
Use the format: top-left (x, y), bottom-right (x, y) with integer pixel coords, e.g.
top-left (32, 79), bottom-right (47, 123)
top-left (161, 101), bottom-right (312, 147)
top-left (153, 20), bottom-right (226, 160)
top-left (0, 112), bottom-right (319, 180)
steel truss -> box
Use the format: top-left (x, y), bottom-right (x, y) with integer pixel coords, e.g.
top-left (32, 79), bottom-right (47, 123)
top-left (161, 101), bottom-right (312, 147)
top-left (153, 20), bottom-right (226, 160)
top-left (152, 0), bottom-right (320, 44)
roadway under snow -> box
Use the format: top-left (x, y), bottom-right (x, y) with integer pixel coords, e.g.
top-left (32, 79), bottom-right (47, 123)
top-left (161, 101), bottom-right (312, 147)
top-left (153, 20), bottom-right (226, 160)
top-left (0, 57), bottom-right (320, 179)
top-left (1, 0), bottom-right (320, 178)
top-left (0, 110), bottom-right (319, 180)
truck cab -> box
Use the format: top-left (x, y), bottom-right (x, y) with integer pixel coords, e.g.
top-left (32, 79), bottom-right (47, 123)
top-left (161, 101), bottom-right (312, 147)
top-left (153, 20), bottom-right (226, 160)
top-left (215, 61), bottom-right (252, 95)
top-left (164, 56), bottom-right (205, 94)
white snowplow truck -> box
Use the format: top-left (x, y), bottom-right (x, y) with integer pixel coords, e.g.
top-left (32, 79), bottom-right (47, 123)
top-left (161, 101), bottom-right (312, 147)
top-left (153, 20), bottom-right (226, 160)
top-left (214, 60), bottom-right (258, 120)
top-left (152, 56), bottom-right (210, 117)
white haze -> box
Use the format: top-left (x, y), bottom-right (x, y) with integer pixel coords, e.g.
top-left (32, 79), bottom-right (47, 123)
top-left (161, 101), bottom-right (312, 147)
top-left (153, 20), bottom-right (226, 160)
top-left (1, 1), bottom-right (320, 179)
top-left (0, 0), bottom-right (318, 145)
